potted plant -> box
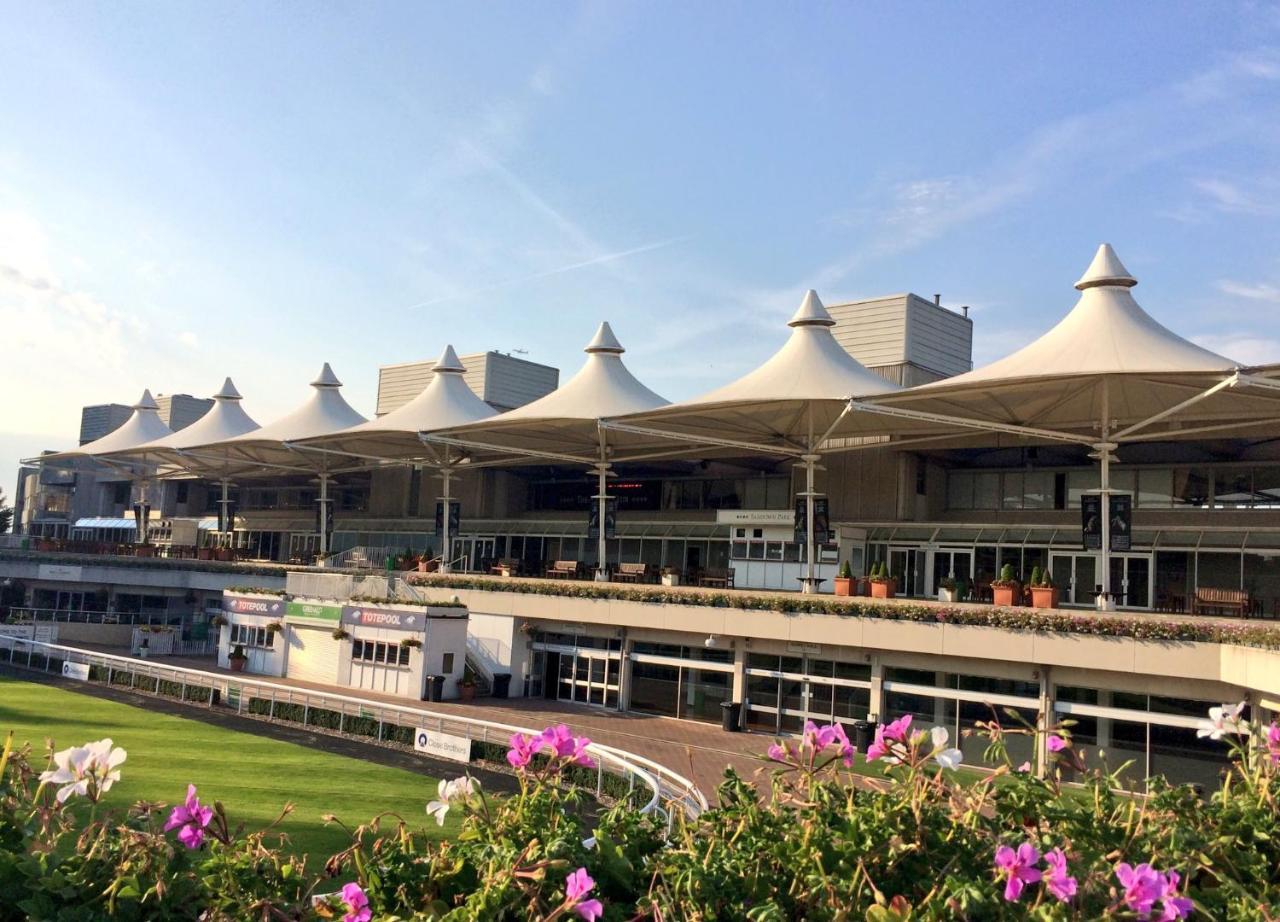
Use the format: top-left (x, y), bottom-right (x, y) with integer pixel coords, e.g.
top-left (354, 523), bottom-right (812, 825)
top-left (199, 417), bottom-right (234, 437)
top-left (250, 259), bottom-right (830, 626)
top-left (331, 626), bottom-right (351, 640)
top-left (991, 564), bottom-right (1021, 607)
top-left (834, 560), bottom-right (855, 597)
top-left (197, 546), bottom-right (214, 560)
top-left (417, 554), bottom-right (438, 573)
top-left (215, 546), bottom-right (235, 562)
top-left (1029, 566), bottom-right (1060, 609)
top-left (210, 613), bottom-right (228, 628)
top-left (937, 577), bottom-right (959, 604)
top-left (458, 666), bottom-right (477, 702)
top-left (135, 544), bottom-right (156, 558)
top-left (399, 636), bottom-right (422, 649)
top-left (1096, 590), bottom-right (1116, 612)
top-left (265, 620), bottom-right (283, 634)
top-left (868, 562), bottom-right (896, 599)
top-left (228, 644), bottom-right (248, 673)
top-left (660, 567), bottom-right (681, 588)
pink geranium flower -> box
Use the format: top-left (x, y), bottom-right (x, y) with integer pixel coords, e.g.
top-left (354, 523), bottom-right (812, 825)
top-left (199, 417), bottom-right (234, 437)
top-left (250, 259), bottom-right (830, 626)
top-left (507, 731), bottom-right (539, 769)
top-left (1157, 870), bottom-right (1193, 920)
top-left (866, 716), bottom-right (911, 764)
top-left (540, 724), bottom-right (595, 767)
top-left (564, 867), bottom-right (604, 922)
top-left (1047, 734), bottom-right (1068, 752)
top-left (339, 882), bottom-right (371, 922)
top-left (164, 784), bottom-right (214, 849)
top-left (1266, 723), bottom-right (1280, 765)
top-left (1115, 863), bottom-right (1163, 918)
top-left (994, 843), bottom-right (1042, 901)
top-left (1043, 848), bottom-right (1077, 902)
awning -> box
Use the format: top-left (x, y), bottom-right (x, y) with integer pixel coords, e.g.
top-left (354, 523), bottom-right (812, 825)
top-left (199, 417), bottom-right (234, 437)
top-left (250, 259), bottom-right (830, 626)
top-left (73, 517), bottom-right (136, 529)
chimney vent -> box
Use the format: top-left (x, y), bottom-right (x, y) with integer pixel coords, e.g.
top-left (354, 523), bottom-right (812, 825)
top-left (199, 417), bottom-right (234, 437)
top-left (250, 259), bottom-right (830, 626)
top-left (933, 293), bottom-right (941, 306)
top-left (961, 305), bottom-right (970, 318)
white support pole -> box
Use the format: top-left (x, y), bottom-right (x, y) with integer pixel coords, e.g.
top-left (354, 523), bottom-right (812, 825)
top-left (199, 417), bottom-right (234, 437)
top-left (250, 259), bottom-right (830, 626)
top-left (594, 462), bottom-right (611, 582)
top-left (1097, 381), bottom-right (1112, 605)
top-left (440, 467), bottom-right (453, 574)
top-left (318, 473), bottom-right (330, 558)
top-left (803, 453), bottom-right (818, 593)
top-left (218, 478), bottom-right (231, 549)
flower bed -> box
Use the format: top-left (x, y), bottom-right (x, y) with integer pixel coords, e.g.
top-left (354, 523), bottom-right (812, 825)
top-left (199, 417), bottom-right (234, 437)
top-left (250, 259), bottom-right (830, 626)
top-left (3, 704), bottom-right (1278, 918)
top-left (408, 573), bottom-right (1280, 651)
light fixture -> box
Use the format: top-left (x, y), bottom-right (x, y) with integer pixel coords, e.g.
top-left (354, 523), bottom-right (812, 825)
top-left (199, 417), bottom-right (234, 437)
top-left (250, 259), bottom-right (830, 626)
top-left (704, 634), bottom-right (718, 648)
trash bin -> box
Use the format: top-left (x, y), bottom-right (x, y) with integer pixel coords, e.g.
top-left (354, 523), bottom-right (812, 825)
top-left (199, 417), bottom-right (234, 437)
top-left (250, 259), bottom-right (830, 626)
top-left (720, 700), bottom-right (742, 732)
top-left (492, 673), bottom-right (512, 699)
top-left (851, 719), bottom-right (874, 752)
top-left (210, 688), bottom-right (221, 707)
top-left (428, 674), bottom-right (445, 702)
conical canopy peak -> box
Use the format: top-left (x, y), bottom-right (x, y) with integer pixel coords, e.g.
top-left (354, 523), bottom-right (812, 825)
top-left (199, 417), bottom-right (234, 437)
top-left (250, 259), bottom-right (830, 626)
top-left (434, 344), bottom-right (466, 373)
top-left (585, 321), bottom-right (625, 354)
top-left (134, 389), bottom-right (160, 410)
top-left (311, 362), bottom-right (342, 388)
top-left (215, 377), bottom-right (243, 400)
top-left (788, 289), bottom-right (836, 327)
top-left (1075, 243), bottom-right (1137, 290)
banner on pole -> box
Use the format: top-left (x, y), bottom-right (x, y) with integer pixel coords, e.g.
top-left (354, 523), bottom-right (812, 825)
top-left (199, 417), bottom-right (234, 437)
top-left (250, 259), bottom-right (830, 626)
top-left (1109, 494), bottom-right (1132, 552)
top-left (588, 497), bottom-right (617, 539)
top-left (434, 501), bottom-right (460, 537)
top-left (793, 497), bottom-right (829, 545)
top-left (1081, 494), bottom-right (1102, 550)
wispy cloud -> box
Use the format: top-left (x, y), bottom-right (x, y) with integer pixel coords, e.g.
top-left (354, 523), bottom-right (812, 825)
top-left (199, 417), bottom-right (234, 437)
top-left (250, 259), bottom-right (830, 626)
top-left (1192, 332), bottom-right (1280, 366)
top-left (1191, 176), bottom-right (1280, 216)
top-left (1217, 279), bottom-right (1280, 303)
top-left (408, 236), bottom-right (688, 308)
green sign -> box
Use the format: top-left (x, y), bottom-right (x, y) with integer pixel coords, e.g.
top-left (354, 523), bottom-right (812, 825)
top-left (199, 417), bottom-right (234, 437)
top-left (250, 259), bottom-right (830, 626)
top-left (286, 601), bottom-right (341, 623)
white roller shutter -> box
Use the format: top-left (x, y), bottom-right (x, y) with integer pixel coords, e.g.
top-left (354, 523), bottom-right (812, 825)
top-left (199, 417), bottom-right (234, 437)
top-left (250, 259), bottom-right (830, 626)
top-left (286, 624), bottom-right (341, 686)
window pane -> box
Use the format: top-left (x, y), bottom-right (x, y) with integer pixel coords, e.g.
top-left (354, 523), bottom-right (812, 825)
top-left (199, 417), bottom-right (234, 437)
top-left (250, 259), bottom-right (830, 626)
top-left (1138, 468), bottom-right (1174, 508)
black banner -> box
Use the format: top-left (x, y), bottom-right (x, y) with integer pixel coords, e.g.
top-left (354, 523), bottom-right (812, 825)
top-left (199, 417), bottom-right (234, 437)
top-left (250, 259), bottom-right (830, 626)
top-left (588, 497), bottom-right (618, 540)
top-left (793, 497), bottom-right (830, 545)
top-left (132, 502), bottom-right (150, 544)
top-left (434, 500), bottom-right (460, 537)
top-left (1081, 494), bottom-right (1102, 550)
top-left (1109, 494), bottom-right (1132, 552)
top-left (217, 499), bottom-right (238, 534)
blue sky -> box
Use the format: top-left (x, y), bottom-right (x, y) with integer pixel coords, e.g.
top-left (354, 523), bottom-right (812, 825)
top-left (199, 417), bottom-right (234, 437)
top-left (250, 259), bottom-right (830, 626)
top-left (3, 2), bottom-right (1280, 504)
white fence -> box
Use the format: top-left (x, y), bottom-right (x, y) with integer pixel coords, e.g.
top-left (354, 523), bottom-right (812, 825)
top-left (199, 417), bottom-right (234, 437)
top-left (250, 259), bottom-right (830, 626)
top-left (9, 607), bottom-right (180, 626)
top-left (0, 636), bottom-right (707, 827)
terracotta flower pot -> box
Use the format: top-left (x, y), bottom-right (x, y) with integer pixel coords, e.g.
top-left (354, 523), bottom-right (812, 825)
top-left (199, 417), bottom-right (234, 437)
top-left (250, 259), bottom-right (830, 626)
top-left (870, 580), bottom-right (896, 599)
top-left (834, 577), bottom-right (854, 597)
top-left (229, 657), bottom-right (247, 673)
top-left (459, 683), bottom-right (476, 702)
top-left (992, 584), bottom-right (1021, 607)
top-left (1030, 586), bottom-right (1060, 609)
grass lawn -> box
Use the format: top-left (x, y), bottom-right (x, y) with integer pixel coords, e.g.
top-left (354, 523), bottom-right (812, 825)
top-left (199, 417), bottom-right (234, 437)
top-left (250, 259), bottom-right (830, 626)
top-left (0, 676), bottom-right (460, 863)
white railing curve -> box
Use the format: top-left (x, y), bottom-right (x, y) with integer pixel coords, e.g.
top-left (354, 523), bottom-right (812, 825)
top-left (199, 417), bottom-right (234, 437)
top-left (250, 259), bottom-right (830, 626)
top-left (0, 636), bottom-right (708, 827)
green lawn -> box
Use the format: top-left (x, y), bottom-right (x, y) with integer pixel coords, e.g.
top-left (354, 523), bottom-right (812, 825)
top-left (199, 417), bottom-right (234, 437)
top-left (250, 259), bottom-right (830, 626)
top-left (0, 676), bottom-right (460, 863)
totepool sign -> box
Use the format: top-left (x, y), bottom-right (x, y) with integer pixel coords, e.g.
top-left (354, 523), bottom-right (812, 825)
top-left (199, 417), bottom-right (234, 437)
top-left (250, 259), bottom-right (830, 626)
top-left (414, 728), bottom-right (471, 763)
top-left (341, 606), bottom-right (425, 632)
top-left (222, 595), bottom-right (285, 616)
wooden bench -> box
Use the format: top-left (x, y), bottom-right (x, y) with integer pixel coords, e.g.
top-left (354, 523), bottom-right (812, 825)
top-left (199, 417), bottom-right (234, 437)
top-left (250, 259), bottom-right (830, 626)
top-left (697, 567), bottom-right (735, 589)
top-left (614, 562), bottom-right (654, 583)
top-left (546, 560), bottom-right (581, 580)
top-left (489, 558), bottom-right (520, 577)
top-left (1193, 587), bottom-right (1251, 617)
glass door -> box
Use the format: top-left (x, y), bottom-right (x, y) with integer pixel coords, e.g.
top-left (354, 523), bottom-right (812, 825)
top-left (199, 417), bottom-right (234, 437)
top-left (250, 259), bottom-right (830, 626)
top-left (889, 548), bottom-right (927, 597)
top-left (1109, 555), bottom-right (1152, 609)
top-left (932, 550), bottom-right (974, 598)
top-left (1050, 554), bottom-right (1098, 606)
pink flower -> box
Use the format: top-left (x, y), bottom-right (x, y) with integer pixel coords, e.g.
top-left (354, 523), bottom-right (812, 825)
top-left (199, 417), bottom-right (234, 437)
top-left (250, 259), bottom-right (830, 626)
top-left (540, 724), bottom-right (595, 768)
top-left (766, 742), bottom-right (790, 763)
top-left (882, 714), bottom-right (912, 741)
top-left (339, 882), bottom-right (371, 922)
top-left (1266, 723), bottom-right (1280, 765)
top-left (564, 867), bottom-right (603, 922)
top-left (507, 732), bottom-right (538, 769)
top-left (866, 718), bottom-right (910, 764)
top-left (829, 722), bottom-right (856, 766)
top-left (1043, 848), bottom-right (1077, 902)
top-left (994, 843), bottom-right (1042, 902)
top-left (1015, 761), bottom-right (1032, 773)
top-left (1157, 870), bottom-right (1193, 921)
top-left (1115, 863), bottom-right (1163, 918)
top-left (1047, 734), bottom-right (1068, 753)
top-left (164, 784), bottom-right (214, 850)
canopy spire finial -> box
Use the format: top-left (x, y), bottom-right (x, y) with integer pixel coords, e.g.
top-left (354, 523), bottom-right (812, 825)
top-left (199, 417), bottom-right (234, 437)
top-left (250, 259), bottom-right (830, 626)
top-left (788, 290), bottom-right (836, 327)
top-left (135, 389), bottom-right (159, 411)
top-left (215, 377), bottom-right (243, 400)
top-left (585, 321), bottom-right (625, 354)
top-left (1075, 243), bottom-right (1137, 290)
top-left (311, 362), bottom-right (342, 388)
top-left (434, 345), bottom-right (466, 374)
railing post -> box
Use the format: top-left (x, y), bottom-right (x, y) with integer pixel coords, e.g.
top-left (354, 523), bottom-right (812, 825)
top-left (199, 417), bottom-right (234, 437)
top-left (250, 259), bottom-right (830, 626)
top-left (596, 760), bottom-right (604, 797)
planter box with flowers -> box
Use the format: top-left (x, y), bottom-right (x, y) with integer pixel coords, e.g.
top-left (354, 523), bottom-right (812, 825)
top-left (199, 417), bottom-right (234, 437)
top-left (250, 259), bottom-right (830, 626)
top-left (937, 577), bottom-right (959, 604)
top-left (1028, 566), bottom-right (1060, 609)
top-left (867, 561), bottom-right (896, 600)
top-left (991, 564), bottom-right (1021, 607)
top-left (834, 560), bottom-right (855, 597)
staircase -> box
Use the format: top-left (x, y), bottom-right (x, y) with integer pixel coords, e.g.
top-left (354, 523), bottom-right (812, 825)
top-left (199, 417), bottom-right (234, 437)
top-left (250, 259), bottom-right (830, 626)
top-left (464, 650), bottom-right (493, 696)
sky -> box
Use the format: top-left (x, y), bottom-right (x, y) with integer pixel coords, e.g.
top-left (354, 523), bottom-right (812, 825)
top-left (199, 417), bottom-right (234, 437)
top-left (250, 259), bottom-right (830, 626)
top-left (3, 2), bottom-right (1280, 508)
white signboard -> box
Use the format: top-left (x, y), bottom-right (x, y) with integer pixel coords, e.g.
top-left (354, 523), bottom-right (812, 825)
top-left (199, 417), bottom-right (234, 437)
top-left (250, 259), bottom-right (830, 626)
top-left (62, 661), bottom-right (90, 682)
top-left (414, 727), bottom-right (472, 763)
top-left (38, 564), bottom-right (83, 581)
top-left (715, 509), bottom-right (795, 526)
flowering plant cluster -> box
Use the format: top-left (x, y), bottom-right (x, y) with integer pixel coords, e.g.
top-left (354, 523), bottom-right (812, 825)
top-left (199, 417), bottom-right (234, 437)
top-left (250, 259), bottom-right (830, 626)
top-left (3, 706), bottom-right (1280, 919)
top-left (408, 573), bottom-right (1280, 650)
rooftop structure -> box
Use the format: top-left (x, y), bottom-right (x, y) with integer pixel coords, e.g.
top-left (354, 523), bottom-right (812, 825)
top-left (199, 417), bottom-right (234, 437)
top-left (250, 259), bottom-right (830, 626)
top-left (376, 350), bottom-right (559, 416)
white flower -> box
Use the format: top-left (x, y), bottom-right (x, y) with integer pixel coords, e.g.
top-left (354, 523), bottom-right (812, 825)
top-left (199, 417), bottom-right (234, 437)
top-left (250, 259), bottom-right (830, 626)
top-left (1197, 702), bottom-right (1249, 741)
top-left (930, 726), bottom-right (964, 772)
top-left (425, 775), bottom-right (479, 826)
top-left (39, 738), bottom-right (127, 803)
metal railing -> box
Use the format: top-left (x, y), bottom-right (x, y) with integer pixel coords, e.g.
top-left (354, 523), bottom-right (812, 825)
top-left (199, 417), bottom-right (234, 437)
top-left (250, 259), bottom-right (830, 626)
top-left (7, 607), bottom-right (190, 626)
top-left (321, 546), bottom-right (410, 570)
top-left (0, 636), bottom-right (707, 826)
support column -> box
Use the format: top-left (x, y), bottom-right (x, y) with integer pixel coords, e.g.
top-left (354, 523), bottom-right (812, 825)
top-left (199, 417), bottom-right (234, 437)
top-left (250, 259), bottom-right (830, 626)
top-left (732, 642), bottom-right (747, 704)
top-left (1036, 666), bottom-right (1053, 779)
top-left (617, 635), bottom-right (634, 712)
top-left (317, 473), bottom-right (330, 559)
top-left (1096, 381), bottom-right (1114, 605)
top-left (799, 453), bottom-right (823, 594)
top-left (593, 462), bottom-right (611, 582)
top-left (440, 468), bottom-right (453, 574)
top-left (218, 478), bottom-right (231, 549)
top-left (868, 656), bottom-right (884, 722)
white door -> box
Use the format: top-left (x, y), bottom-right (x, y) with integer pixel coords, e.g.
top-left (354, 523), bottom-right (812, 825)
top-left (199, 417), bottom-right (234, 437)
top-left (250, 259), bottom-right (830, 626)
top-left (286, 625), bottom-right (341, 685)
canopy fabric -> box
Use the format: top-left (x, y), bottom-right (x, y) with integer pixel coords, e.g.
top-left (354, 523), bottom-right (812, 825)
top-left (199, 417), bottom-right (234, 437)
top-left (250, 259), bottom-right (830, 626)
top-left (834, 245), bottom-right (1280, 445)
top-left (295, 345), bottom-right (495, 462)
top-left (100, 378), bottom-right (260, 467)
top-left (177, 363), bottom-right (367, 475)
top-left (426, 322), bottom-right (668, 463)
top-left (72, 517), bottom-right (136, 529)
top-left (605, 290), bottom-right (899, 456)
top-left (36, 390), bottom-right (174, 464)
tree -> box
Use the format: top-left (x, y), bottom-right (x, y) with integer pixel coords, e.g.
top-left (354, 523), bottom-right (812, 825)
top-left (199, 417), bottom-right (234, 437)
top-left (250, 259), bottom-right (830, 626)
top-left (0, 486), bottom-right (12, 534)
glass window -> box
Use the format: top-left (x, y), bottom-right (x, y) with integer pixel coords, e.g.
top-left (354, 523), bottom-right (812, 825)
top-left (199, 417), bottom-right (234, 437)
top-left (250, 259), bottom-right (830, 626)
top-left (1138, 468), bottom-right (1174, 509)
top-left (1172, 468), bottom-right (1210, 507)
top-left (1001, 473), bottom-right (1023, 510)
top-left (947, 472), bottom-right (974, 510)
top-left (1023, 472), bottom-right (1053, 510)
top-left (1215, 470), bottom-right (1253, 508)
top-left (1253, 468), bottom-right (1280, 508)
top-left (974, 473), bottom-right (1000, 509)
top-left (442, 652), bottom-right (455, 673)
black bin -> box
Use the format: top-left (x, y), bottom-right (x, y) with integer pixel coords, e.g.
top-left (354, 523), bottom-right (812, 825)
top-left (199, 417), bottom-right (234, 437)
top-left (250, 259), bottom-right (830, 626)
top-left (492, 672), bottom-right (512, 699)
top-left (851, 719), bottom-right (874, 752)
top-left (720, 700), bottom-right (742, 732)
top-left (427, 674), bottom-right (445, 702)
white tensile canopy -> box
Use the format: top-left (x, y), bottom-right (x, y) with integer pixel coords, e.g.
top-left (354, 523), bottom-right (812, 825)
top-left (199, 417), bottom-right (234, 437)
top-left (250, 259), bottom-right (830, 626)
top-left (425, 322), bottom-right (668, 577)
top-left (99, 378), bottom-right (261, 546)
top-left (178, 363), bottom-right (368, 554)
top-left (602, 290), bottom-right (901, 591)
top-left (841, 244), bottom-right (1280, 600)
top-left (34, 389), bottom-right (174, 466)
top-left (291, 345), bottom-right (497, 569)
